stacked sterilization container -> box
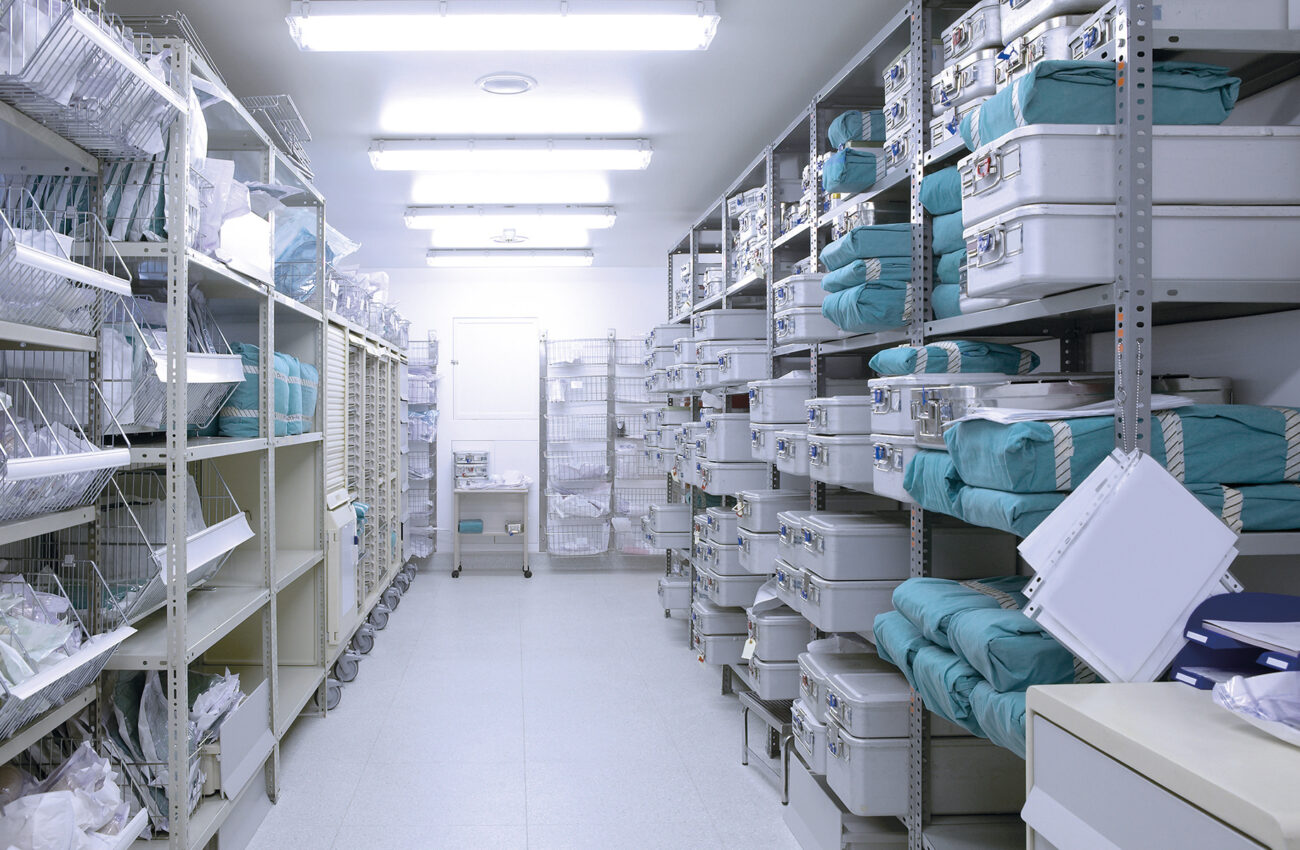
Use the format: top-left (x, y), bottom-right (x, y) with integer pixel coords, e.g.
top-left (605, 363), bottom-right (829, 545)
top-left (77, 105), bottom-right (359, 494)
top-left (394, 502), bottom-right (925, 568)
top-left (690, 309), bottom-right (771, 498)
top-left (746, 587), bottom-right (814, 700)
top-left (929, 2), bottom-right (1001, 152)
top-left (727, 188), bottom-right (768, 284)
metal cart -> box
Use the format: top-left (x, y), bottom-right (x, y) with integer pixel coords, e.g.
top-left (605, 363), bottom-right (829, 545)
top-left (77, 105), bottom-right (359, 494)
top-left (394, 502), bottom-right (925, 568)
top-left (452, 485), bottom-right (531, 578)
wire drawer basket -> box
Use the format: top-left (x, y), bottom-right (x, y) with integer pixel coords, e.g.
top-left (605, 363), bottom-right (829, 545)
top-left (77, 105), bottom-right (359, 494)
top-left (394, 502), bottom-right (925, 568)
top-left (545, 450), bottom-right (610, 485)
top-left (546, 485), bottom-right (611, 520)
top-left (547, 337), bottom-right (611, 368)
top-left (614, 337), bottom-right (647, 365)
top-left (547, 375), bottom-right (607, 405)
top-left (614, 376), bottom-right (650, 404)
top-left (615, 447), bottom-right (661, 480)
top-left (98, 462), bottom-right (253, 623)
top-left (613, 484), bottom-right (667, 518)
top-left (546, 520), bottom-right (610, 557)
top-left (546, 413), bottom-right (609, 443)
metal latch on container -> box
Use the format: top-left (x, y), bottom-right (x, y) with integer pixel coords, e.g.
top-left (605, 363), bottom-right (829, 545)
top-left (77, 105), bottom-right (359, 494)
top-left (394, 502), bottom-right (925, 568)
top-left (803, 529), bottom-right (824, 553)
top-left (808, 442), bottom-right (826, 466)
top-left (874, 443), bottom-right (903, 472)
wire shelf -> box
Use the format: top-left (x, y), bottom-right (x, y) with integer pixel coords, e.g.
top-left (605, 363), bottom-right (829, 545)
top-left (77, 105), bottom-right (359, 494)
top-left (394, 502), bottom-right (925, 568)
top-left (546, 413), bottom-right (609, 443)
top-left (614, 376), bottom-right (650, 404)
top-left (612, 413), bottom-right (644, 439)
top-left (615, 528), bottom-right (662, 555)
top-left (408, 334), bottom-right (438, 370)
top-left (408, 369), bottom-right (437, 406)
top-left (615, 447), bottom-right (661, 480)
top-left (546, 485), bottom-right (611, 520)
top-left (240, 93), bottom-right (313, 178)
top-left (545, 450), bottom-right (610, 484)
top-left (613, 483), bottom-right (667, 517)
top-left (614, 337), bottom-right (647, 365)
top-left (547, 375), bottom-right (607, 405)
top-left (546, 520), bottom-right (610, 557)
top-left (547, 337), bottom-right (611, 368)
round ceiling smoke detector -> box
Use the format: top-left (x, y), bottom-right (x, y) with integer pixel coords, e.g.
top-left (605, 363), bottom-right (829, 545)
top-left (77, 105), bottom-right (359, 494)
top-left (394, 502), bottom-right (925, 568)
top-left (476, 73), bottom-right (538, 95)
top-left (490, 229), bottom-right (528, 244)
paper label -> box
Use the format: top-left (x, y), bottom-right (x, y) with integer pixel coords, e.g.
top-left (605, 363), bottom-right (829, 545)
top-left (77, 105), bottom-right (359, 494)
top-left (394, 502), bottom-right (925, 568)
top-left (741, 637), bottom-right (757, 661)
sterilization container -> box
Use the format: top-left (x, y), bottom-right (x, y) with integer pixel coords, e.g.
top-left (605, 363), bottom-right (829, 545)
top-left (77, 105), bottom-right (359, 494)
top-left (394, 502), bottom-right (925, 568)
top-left (786, 756), bottom-right (910, 850)
top-left (642, 515), bottom-right (692, 550)
top-left (942, 0), bottom-right (1002, 64)
top-left (692, 308), bottom-right (768, 341)
top-left (749, 377), bottom-right (813, 424)
top-left (778, 511), bottom-right (814, 564)
top-left (658, 576), bottom-right (690, 612)
top-left (666, 364), bottom-right (695, 393)
top-left (750, 422), bottom-right (783, 463)
top-left (681, 446), bottom-right (699, 487)
top-left (693, 512), bottom-right (710, 542)
top-left (775, 430), bottom-right (811, 478)
top-left (717, 344), bottom-right (770, 387)
top-left (692, 623), bottom-right (746, 666)
top-left (647, 503), bottom-right (692, 533)
top-left (736, 489), bottom-right (810, 532)
top-left (870, 435), bottom-right (917, 504)
top-left (999, 0), bottom-right (1099, 43)
top-left (800, 574), bottom-right (901, 633)
top-left (883, 135), bottom-right (911, 174)
top-left (703, 413), bottom-right (754, 462)
top-left (647, 324), bottom-right (682, 349)
top-left (738, 527), bottom-right (781, 575)
top-left (673, 337), bottom-right (698, 365)
top-left (868, 374), bottom-right (1011, 436)
top-left (929, 96), bottom-right (988, 150)
top-left (824, 670), bottom-right (915, 740)
top-left (646, 347), bottom-right (675, 370)
top-left (697, 460), bottom-right (771, 496)
top-left (644, 427), bottom-right (662, 449)
top-left (656, 406), bottom-right (694, 427)
top-left (775, 308), bottom-right (847, 345)
top-left (692, 598), bottom-right (748, 635)
top-left (882, 46), bottom-right (911, 97)
top-left (959, 125), bottom-right (1300, 224)
top-left (748, 657), bottom-right (802, 699)
top-left (913, 376), bottom-right (1113, 448)
top-left (646, 370), bottom-right (668, 395)
top-left (773, 274), bottom-right (827, 311)
top-left (775, 559), bottom-right (806, 613)
top-left (795, 514), bottom-right (909, 579)
top-left (1072, 0), bottom-right (1298, 59)
top-left (703, 541), bottom-right (745, 576)
top-left (708, 570), bottom-right (770, 607)
top-left (826, 725), bottom-right (1026, 817)
top-left (791, 698), bottom-right (830, 775)
top-left (1152, 376), bottom-right (1233, 405)
top-left (883, 90), bottom-right (910, 138)
top-left (806, 396), bottom-right (874, 436)
top-left (930, 48), bottom-right (999, 111)
top-left (693, 362), bottom-right (722, 390)
top-left (749, 606), bottom-right (813, 661)
top-left (808, 434), bottom-right (876, 490)
top-left (677, 421), bottom-right (705, 452)
top-left (994, 15), bottom-right (1088, 88)
top-left (705, 506), bottom-right (739, 544)
top-left (695, 338), bottom-right (758, 369)
top-left (966, 204), bottom-right (1300, 299)
top-left (799, 651), bottom-right (889, 725)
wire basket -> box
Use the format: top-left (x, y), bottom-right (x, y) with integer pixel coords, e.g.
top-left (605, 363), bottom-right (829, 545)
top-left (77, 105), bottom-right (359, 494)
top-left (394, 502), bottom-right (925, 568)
top-left (547, 337), bottom-right (611, 368)
top-left (614, 337), bottom-right (647, 365)
top-left (546, 485), bottom-right (611, 520)
top-left (240, 93), bottom-right (313, 178)
top-left (612, 413), bottom-right (644, 439)
top-left (408, 335), bottom-right (438, 370)
top-left (0, 558), bottom-right (133, 740)
top-left (545, 450), bottom-right (610, 485)
top-left (0, 2), bottom-right (185, 157)
top-left (546, 520), bottom-right (610, 557)
top-left (100, 294), bottom-right (242, 433)
top-left (615, 446), bottom-right (661, 480)
top-left (615, 528), bottom-right (662, 555)
top-left (98, 462), bottom-right (253, 623)
top-left (408, 369), bottom-right (437, 406)
top-left (546, 413), bottom-right (609, 443)
top-left (613, 483), bottom-right (667, 518)
top-left (547, 375), bottom-right (607, 405)
top-left (0, 188), bottom-right (132, 336)
top-left (407, 408), bottom-right (437, 443)
top-left (614, 376), bottom-right (649, 404)
top-left (406, 528), bottom-right (434, 559)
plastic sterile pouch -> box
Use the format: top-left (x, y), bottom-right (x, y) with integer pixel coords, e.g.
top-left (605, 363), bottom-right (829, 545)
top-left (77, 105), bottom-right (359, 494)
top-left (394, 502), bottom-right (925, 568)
top-left (1213, 670), bottom-right (1300, 747)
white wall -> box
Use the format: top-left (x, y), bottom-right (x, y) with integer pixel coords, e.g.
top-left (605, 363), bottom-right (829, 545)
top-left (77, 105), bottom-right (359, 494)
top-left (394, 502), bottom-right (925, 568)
top-left (384, 266), bottom-right (666, 552)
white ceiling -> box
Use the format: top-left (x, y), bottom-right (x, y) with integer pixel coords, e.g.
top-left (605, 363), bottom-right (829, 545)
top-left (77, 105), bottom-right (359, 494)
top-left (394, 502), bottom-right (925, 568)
top-left (115, 0), bottom-right (905, 269)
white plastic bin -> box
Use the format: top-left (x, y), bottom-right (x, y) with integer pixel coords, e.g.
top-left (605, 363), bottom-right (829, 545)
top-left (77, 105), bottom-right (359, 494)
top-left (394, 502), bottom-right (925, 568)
top-left (792, 698), bottom-right (830, 775)
top-left (808, 434), bottom-right (877, 490)
top-left (705, 506), bottom-right (739, 544)
top-left (692, 598), bottom-right (748, 635)
top-left (717, 344), bottom-right (770, 387)
top-left (749, 607), bottom-right (812, 661)
top-left (708, 570), bottom-right (770, 607)
top-left (870, 435), bottom-right (916, 504)
top-left (999, 0), bottom-right (1099, 43)
top-left (800, 574), bottom-right (901, 633)
top-left (646, 370), bottom-right (668, 395)
top-left (667, 365), bottom-right (697, 393)
top-left (994, 15), bottom-right (1088, 88)
top-left (697, 460), bottom-right (771, 496)
top-left (775, 308), bottom-right (847, 345)
top-left (702, 413), bottom-right (754, 462)
top-left (737, 490), bottom-right (811, 533)
top-left (773, 274), bottom-right (828, 311)
top-left (738, 527), bottom-right (781, 575)
top-left (749, 377), bottom-right (813, 424)
top-left (748, 657), bottom-right (802, 700)
top-left (695, 338), bottom-right (758, 369)
top-left (806, 396), bottom-right (874, 436)
top-left (692, 309), bottom-right (767, 341)
top-left (750, 422), bottom-right (783, 463)
top-left (931, 48), bottom-right (999, 110)
top-left (942, 0), bottom-right (1002, 64)
top-left (647, 503), bottom-right (692, 533)
top-left (775, 430), bottom-right (811, 477)
top-left (960, 125), bottom-right (1300, 224)
top-left (704, 541), bottom-right (745, 576)
top-left (800, 652), bottom-right (891, 725)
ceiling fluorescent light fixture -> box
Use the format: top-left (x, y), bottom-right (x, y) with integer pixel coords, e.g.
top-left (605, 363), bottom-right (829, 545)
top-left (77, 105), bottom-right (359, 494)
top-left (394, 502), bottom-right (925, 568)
top-left (404, 205), bottom-right (616, 231)
top-left (427, 249), bottom-right (595, 268)
top-left (371, 138), bottom-right (651, 172)
top-left (287, 0), bottom-right (720, 52)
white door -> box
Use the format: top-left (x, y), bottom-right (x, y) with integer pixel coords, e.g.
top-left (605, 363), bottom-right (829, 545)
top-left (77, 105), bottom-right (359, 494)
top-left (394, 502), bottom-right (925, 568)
top-left (452, 317), bottom-right (539, 420)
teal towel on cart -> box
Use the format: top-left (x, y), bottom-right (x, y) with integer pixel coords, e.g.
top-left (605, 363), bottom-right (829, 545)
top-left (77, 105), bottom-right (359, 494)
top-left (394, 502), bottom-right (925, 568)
top-left (947, 607), bottom-right (1077, 693)
top-left (904, 450), bottom-right (966, 519)
top-left (956, 487), bottom-right (1066, 537)
top-left (931, 211), bottom-right (966, 255)
top-left (920, 166), bottom-right (963, 216)
top-left (821, 282), bottom-right (908, 334)
top-left (1189, 483), bottom-right (1300, 532)
top-left (945, 404), bottom-right (1300, 493)
top-left (821, 257), bottom-right (913, 292)
top-left (960, 60), bottom-right (1241, 150)
top-left (869, 341), bottom-right (1040, 375)
top-left (936, 250), bottom-right (965, 285)
top-left (931, 284), bottom-right (962, 319)
top-left (828, 109), bottom-right (886, 148)
top-left (822, 148), bottom-right (884, 195)
top-left (892, 576), bottom-right (1031, 650)
top-left (970, 684), bottom-right (1027, 758)
top-left (873, 611), bottom-right (930, 690)
top-left (458, 519), bottom-right (484, 534)
top-left (819, 224), bottom-right (913, 271)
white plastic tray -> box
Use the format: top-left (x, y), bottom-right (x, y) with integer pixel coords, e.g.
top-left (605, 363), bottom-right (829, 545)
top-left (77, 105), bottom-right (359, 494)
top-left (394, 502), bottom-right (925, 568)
top-left (808, 434), bottom-right (876, 490)
top-left (738, 527), bottom-right (781, 575)
top-left (672, 337), bottom-right (697, 365)
top-left (707, 569), bottom-right (770, 607)
top-left (718, 345), bottom-right (770, 387)
top-left (658, 576), bottom-right (690, 612)
top-left (807, 396), bottom-right (874, 436)
top-left (693, 626), bottom-right (746, 665)
top-left (647, 503), bottom-right (692, 533)
top-left (645, 348), bottom-right (675, 370)
top-left (776, 429), bottom-right (812, 478)
top-left (704, 541), bottom-right (745, 576)
top-left (749, 377), bottom-right (813, 424)
top-left (705, 506), bottom-right (739, 544)
top-left (647, 323), bottom-right (682, 349)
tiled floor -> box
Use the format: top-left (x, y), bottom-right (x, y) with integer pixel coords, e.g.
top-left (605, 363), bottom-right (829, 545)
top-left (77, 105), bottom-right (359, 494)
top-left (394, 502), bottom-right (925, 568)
top-left (252, 555), bottom-right (802, 850)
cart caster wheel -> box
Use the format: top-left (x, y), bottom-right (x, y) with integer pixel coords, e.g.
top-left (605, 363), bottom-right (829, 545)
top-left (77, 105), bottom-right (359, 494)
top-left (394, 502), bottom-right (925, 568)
top-left (319, 678), bottom-right (342, 711)
top-left (394, 574), bottom-right (411, 593)
top-left (333, 653), bottom-right (360, 683)
top-left (369, 604), bottom-right (390, 630)
top-left (351, 625), bottom-right (375, 655)
top-left (383, 587), bottom-right (401, 609)
top-left (452, 567), bottom-right (461, 578)
top-left (664, 610), bottom-right (671, 618)
top-left (523, 569), bottom-right (533, 579)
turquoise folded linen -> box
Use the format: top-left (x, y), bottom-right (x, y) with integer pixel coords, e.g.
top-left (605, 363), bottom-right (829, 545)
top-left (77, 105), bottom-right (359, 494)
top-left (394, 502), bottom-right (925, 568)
top-left (219, 343), bottom-right (292, 438)
top-left (920, 166), bottom-right (962, 216)
top-left (284, 353), bottom-right (304, 436)
top-left (970, 684), bottom-right (1026, 758)
top-left (1189, 483), bottom-right (1300, 532)
top-left (931, 211), bottom-right (965, 255)
top-left (820, 224), bottom-right (913, 271)
top-left (270, 352), bottom-right (293, 437)
top-left (869, 341), bottom-right (1040, 376)
top-left (946, 405), bottom-right (1300, 493)
top-left (892, 576), bottom-right (1031, 649)
top-left (458, 519), bottom-right (484, 534)
top-left (903, 450), bottom-right (966, 519)
top-left (821, 283), bottom-right (908, 334)
top-left (931, 284), bottom-right (962, 320)
top-left (299, 361), bottom-right (319, 433)
top-left (823, 148), bottom-right (884, 195)
top-left (873, 610), bottom-right (930, 690)
top-left (821, 257), bottom-right (913, 292)
top-left (955, 486), bottom-right (1066, 537)
top-left (912, 645), bottom-right (986, 737)
top-left (936, 250), bottom-right (964, 285)
top-left (828, 110), bottom-right (886, 148)
top-left (960, 60), bottom-right (1241, 151)
top-left (947, 607), bottom-right (1076, 693)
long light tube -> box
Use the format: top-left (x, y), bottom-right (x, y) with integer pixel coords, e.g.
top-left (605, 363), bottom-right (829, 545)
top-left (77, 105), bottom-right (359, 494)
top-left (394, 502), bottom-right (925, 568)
top-left (404, 205), bottom-right (616, 231)
top-left (370, 138), bottom-right (651, 172)
top-left (426, 249), bottom-right (594, 268)
top-left (287, 0), bottom-right (720, 52)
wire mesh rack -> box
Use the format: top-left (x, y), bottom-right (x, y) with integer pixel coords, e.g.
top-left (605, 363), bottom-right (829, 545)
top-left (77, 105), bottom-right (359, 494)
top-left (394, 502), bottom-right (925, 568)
top-left (546, 520), bottom-right (611, 557)
top-left (545, 484), bottom-right (611, 521)
top-left (546, 337), bottom-right (611, 368)
top-left (614, 337), bottom-right (647, 365)
top-left (612, 413), bottom-right (645, 439)
top-left (613, 483), bottom-right (667, 518)
top-left (546, 375), bottom-right (607, 405)
top-left (614, 376), bottom-right (650, 404)
top-left (240, 94), bottom-right (313, 178)
top-left (408, 334), bottom-right (438, 370)
top-left (615, 446), bottom-right (661, 480)
top-left (408, 369), bottom-right (437, 406)
top-left (544, 450), bottom-right (611, 485)
top-left (614, 527), bottom-right (663, 555)
top-left (545, 413), bottom-right (609, 443)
